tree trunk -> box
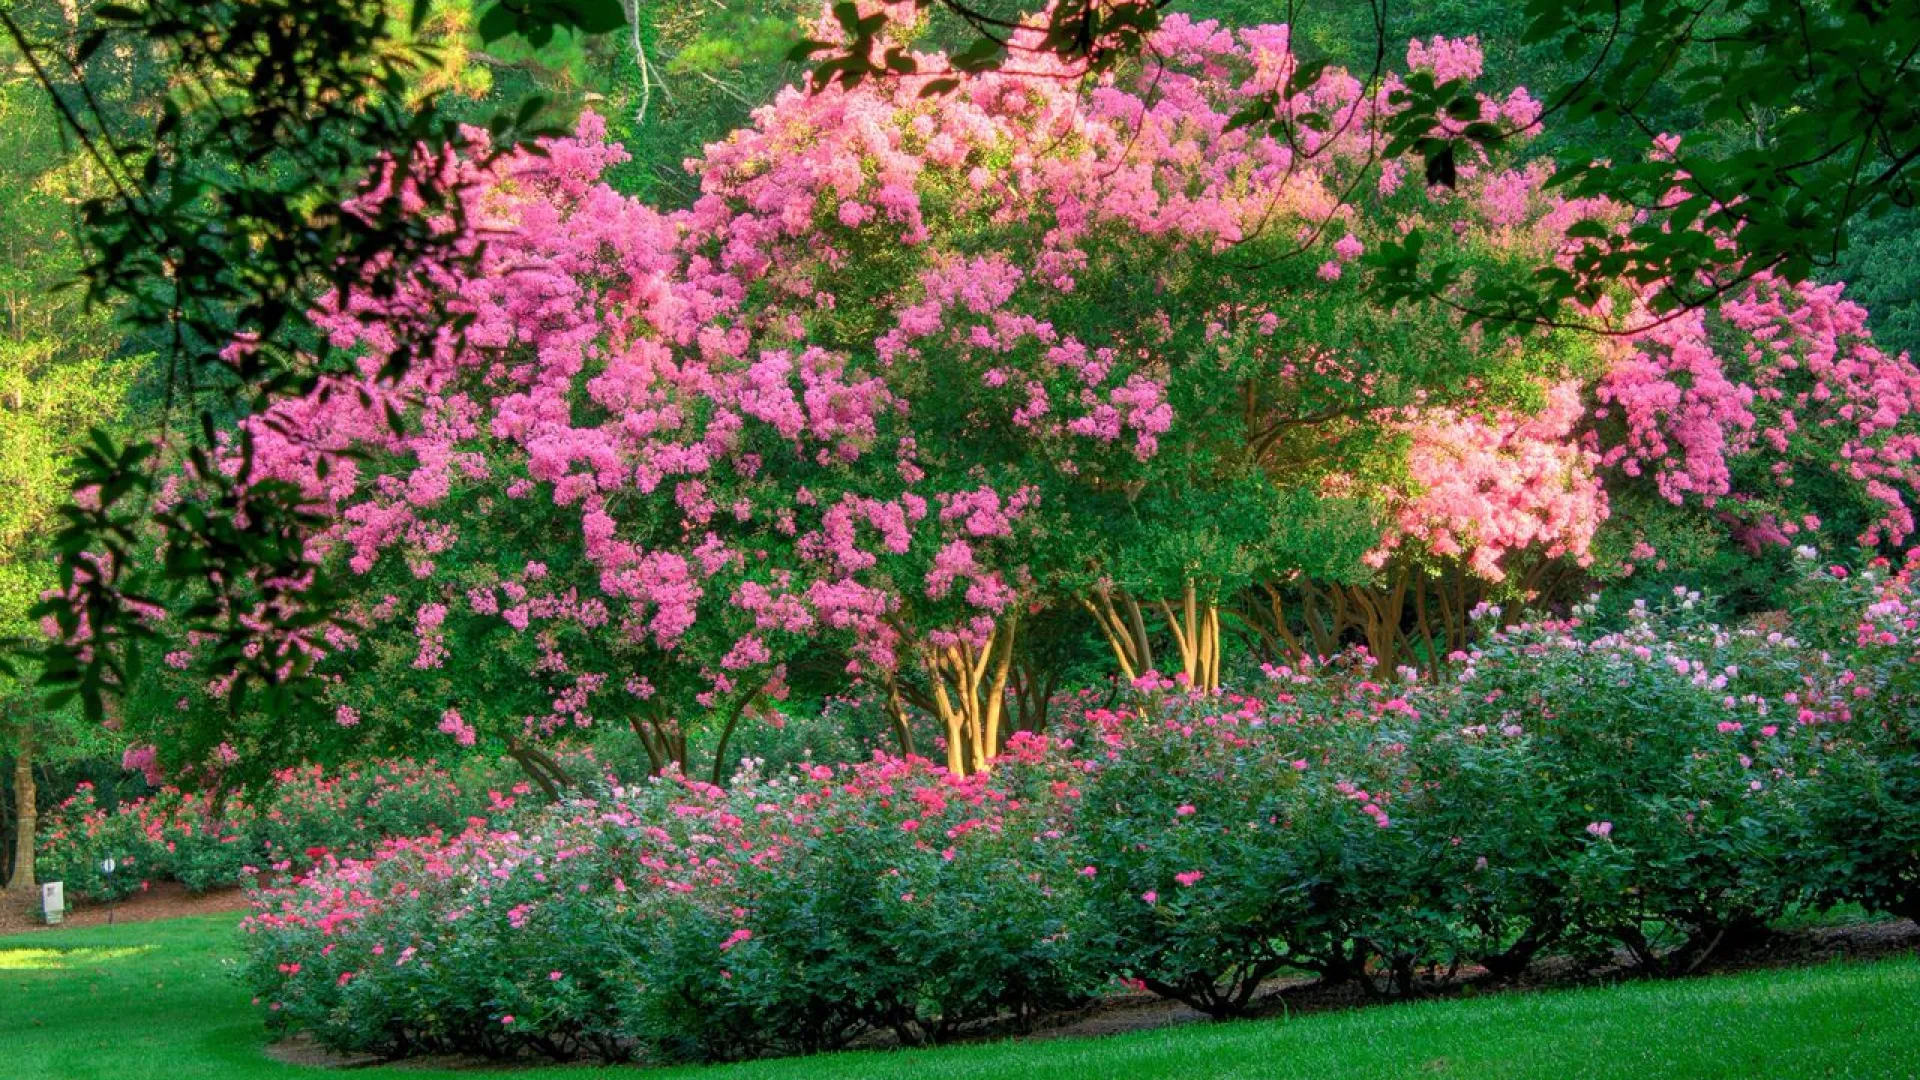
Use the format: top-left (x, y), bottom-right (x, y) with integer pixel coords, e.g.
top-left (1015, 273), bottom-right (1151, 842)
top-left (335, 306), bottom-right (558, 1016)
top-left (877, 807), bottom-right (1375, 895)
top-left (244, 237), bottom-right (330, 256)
top-left (7, 724), bottom-right (35, 892)
top-left (881, 673), bottom-right (918, 757)
top-left (1081, 588), bottom-right (1152, 683)
top-left (922, 616), bottom-right (1018, 775)
top-left (1156, 579), bottom-right (1223, 693)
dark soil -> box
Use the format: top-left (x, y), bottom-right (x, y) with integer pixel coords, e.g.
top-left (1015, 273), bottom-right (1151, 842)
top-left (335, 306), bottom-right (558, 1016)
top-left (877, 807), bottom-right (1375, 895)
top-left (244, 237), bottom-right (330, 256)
top-left (0, 880), bottom-right (251, 935)
top-left (1037, 917), bottom-right (1920, 1041)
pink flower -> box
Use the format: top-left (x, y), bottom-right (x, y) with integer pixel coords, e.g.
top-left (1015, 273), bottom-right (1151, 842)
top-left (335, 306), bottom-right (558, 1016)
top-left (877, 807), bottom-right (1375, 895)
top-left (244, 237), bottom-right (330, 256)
top-left (1080, 865), bottom-right (1097, 877)
top-left (121, 744), bottom-right (165, 785)
top-left (1174, 870), bottom-right (1205, 887)
top-left (720, 928), bottom-right (754, 951)
top-left (1175, 804), bottom-right (1196, 817)
top-left (437, 708), bottom-right (477, 747)
top-left (1586, 821), bottom-right (1613, 839)
top-left (1142, 890), bottom-right (1159, 905)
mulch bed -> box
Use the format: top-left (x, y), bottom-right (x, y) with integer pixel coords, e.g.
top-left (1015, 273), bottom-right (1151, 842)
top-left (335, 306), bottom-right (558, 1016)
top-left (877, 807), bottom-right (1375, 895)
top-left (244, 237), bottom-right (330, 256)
top-left (1032, 918), bottom-right (1920, 1041)
top-left (0, 881), bottom-right (251, 935)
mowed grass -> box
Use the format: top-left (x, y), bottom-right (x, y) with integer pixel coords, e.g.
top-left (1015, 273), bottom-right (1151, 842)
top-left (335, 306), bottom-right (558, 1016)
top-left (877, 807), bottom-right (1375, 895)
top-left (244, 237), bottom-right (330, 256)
top-left (3, 914), bottom-right (1917, 1080)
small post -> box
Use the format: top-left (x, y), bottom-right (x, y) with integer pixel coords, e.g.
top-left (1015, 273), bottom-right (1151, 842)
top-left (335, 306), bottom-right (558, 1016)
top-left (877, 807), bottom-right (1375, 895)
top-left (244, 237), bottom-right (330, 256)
top-left (39, 880), bottom-right (64, 925)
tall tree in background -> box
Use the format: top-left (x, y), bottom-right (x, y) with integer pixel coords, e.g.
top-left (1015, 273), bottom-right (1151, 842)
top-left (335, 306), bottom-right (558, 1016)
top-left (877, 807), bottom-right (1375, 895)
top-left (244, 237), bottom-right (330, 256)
top-left (0, 31), bottom-right (133, 891)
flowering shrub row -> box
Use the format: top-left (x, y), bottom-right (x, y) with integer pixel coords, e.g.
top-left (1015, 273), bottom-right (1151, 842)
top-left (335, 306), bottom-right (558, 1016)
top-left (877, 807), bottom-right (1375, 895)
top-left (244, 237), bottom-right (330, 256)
top-left (37, 759), bottom-right (513, 900)
top-left (239, 560), bottom-right (1920, 1062)
top-left (242, 752), bottom-right (1096, 1062)
top-left (1080, 588), bottom-right (1910, 1011)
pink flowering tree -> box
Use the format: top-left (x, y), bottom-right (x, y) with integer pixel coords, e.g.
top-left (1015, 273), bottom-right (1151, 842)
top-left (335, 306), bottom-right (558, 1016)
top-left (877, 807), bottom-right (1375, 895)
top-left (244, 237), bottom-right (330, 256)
top-left (117, 13), bottom-right (1920, 784)
top-left (116, 17), bottom-right (1612, 779)
top-left (1220, 49), bottom-right (1920, 672)
top-left (1587, 276), bottom-right (1920, 572)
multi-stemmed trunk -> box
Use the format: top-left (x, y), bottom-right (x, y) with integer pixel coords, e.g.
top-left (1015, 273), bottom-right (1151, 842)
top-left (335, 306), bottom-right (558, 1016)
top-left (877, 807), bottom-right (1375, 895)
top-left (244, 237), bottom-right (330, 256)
top-left (1081, 579), bottom-right (1222, 693)
top-left (623, 675), bottom-right (772, 785)
top-left (1235, 561), bottom-right (1519, 677)
top-left (923, 615), bottom-right (1018, 776)
top-left (883, 615), bottom-right (1021, 776)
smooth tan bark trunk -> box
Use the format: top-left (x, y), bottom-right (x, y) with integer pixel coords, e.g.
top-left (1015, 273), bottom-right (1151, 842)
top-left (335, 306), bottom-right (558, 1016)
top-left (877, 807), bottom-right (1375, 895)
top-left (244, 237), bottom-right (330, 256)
top-left (1083, 580), bottom-right (1222, 693)
top-left (1081, 587), bottom-right (1153, 683)
top-left (882, 676), bottom-right (917, 758)
top-left (923, 617), bottom-right (1017, 776)
top-left (7, 725), bottom-right (35, 892)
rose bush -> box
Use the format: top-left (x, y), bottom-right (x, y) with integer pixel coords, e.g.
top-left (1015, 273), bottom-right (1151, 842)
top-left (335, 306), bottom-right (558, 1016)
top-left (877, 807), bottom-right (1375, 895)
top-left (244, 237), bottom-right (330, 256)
top-left (37, 758), bottom-right (515, 900)
top-left (613, 751), bottom-right (1096, 1061)
top-left (244, 751), bottom-right (1099, 1063)
top-left (1782, 550), bottom-right (1920, 922)
top-left (1071, 671), bottom-right (1439, 1015)
top-left (1073, 599), bottom-right (1896, 1009)
top-left (239, 554), bottom-right (1920, 1060)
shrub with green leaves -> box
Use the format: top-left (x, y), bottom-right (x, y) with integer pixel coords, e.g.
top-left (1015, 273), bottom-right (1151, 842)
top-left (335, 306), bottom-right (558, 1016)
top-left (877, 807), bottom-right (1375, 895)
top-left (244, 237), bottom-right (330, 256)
top-left (37, 759), bottom-right (500, 900)
top-left (239, 561), bottom-right (1920, 1061)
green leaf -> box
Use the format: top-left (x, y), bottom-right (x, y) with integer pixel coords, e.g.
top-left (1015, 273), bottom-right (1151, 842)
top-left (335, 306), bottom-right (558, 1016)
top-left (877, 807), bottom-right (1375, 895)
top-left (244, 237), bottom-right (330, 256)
top-left (1225, 97), bottom-right (1276, 134)
top-left (476, 3), bottom-right (518, 43)
top-left (950, 35), bottom-right (1007, 73)
top-left (1424, 143), bottom-right (1457, 190)
top-left (569, 0), bottom-right (629, 35)
top-left (789, 38), bottom-right (836, 62)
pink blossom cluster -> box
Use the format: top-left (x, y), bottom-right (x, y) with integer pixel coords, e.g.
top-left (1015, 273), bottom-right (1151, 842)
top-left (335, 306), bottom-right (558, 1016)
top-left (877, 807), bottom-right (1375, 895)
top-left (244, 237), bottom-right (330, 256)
top-left (1590, 277), bottom-right (1920, 548)
top-left (1374, 381), bottom-right (1606, 580)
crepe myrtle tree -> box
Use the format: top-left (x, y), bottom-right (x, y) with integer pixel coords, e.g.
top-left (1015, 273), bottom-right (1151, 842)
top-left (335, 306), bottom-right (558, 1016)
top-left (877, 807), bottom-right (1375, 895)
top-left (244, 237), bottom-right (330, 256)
top-left (20, 0), bottom-right (1920, 779)
top-left (119, 16), bottom-right (1641, 783)
top-left (121, 14), bottom-right (1920, 786)
top-left (598, 16), bottom-right (1631, 732)
top-left (1243, 265), bottom-right (1920, 676)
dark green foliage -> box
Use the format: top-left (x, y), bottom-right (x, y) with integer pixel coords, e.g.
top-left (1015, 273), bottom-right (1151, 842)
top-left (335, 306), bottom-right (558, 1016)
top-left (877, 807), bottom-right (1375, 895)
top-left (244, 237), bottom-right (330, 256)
top-left (1830, 205), bottom-right (1920, 362)
top-left (0, 0), bottom-right (612, 731)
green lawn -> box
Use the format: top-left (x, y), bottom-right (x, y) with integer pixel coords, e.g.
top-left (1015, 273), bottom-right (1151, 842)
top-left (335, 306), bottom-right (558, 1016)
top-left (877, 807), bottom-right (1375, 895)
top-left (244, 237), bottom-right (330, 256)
top-left (3, 915), bottom-right (1916, 1080)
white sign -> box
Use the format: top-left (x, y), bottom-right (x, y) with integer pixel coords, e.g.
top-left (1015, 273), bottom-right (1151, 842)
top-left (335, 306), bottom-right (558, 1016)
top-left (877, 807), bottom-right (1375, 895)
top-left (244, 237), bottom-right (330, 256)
top-left (40, 881), bottom-right (64, 925)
